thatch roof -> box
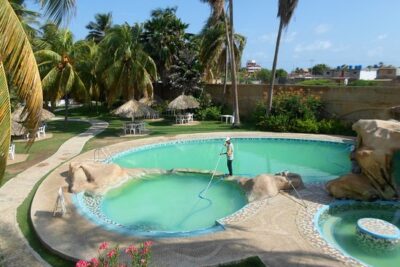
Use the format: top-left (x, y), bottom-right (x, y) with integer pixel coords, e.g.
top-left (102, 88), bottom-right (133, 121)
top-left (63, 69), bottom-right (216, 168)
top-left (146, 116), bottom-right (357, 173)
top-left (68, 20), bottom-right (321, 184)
top-left (112, 100), bottom-right (157, 119)
top-left (11, 121), bottom-right (27, 136)
top-left (168, 95), bottom-right (200, 110)
top-left (12, 106), bottom-right (55, 123)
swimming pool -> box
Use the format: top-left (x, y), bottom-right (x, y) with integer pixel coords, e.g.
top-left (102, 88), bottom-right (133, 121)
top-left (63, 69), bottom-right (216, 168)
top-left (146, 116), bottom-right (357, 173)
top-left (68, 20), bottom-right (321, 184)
top-left (316, 201), bottom-right (400, 267)
top-left (111, 137), bottom-right (352, 183)
top-left (74, 172), bottom-right (248, 237)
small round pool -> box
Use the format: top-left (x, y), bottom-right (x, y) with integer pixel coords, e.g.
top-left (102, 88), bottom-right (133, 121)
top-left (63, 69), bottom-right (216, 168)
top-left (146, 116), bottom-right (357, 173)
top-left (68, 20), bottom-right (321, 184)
top-left (110, 137), bottom-right (352, 183)
top-left (74, 172), bottom-right (247, 237)
top-left (316, 201), bottom-right (400, 267)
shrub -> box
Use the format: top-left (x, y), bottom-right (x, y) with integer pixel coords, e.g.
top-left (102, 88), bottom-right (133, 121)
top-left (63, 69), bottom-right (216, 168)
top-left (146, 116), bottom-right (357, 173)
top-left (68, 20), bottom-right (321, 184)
top-left (252, 91), bottom-right (354, 136)
top-left (197, 106), bottom-right (222, 120)
top-left (261, 114), bottom-right (291, 132)
top-left (195, 93), bottom-right (222, 120)
top-left (292, 118), bottom-right (319, 133)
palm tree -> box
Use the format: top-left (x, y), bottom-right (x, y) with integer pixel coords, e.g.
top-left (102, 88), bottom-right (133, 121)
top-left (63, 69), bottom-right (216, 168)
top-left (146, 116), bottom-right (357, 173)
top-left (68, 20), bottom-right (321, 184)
top-left (0, 0), bottom-right (76, 180)
top-left (201, 0), bottom-right (241, 126)
top-left (199, 22), bottom-right (245, 84)
top-left (142, 7), bottom-right (188, 85)
top-left (266, 0), bottom-right (299, 114)
top-left (35, 24), bottom-right (87, 120)
top-left (99, 23), bottom-right (157, 106)
top-left (73, 40), bottom-right (102, 109)
top-left (86, 12), bottom-right (113, 43)
top-left (9, 0), bottom-right (40, 39)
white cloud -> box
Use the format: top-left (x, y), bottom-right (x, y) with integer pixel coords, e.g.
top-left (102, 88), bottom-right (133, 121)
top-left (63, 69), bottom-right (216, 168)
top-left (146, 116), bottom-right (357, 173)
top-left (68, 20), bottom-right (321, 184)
top-left (367, 46), bottom-right (383, 57)
top-left (314, 24), bottom-right (330, 34)
top-left (294, 40), bottom-right (332, 52)
top-left (377, 34), bottom-right (387, 40)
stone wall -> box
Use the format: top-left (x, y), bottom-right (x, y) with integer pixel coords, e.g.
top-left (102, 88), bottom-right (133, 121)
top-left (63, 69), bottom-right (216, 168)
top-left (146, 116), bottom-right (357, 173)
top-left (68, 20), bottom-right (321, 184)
top-left (203, 84), bottom-right (400, 121)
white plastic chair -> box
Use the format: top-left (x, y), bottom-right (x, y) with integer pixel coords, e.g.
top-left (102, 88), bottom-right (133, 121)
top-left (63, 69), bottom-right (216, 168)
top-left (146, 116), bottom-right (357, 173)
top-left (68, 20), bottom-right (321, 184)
top-left (9, 143), bottom-right (15, 160)
top-left (37, 125), bottom-right (46, 138)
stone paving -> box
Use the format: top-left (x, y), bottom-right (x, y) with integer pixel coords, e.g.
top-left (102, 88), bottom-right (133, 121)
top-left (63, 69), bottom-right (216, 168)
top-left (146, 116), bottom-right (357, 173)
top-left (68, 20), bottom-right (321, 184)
top-left (0, 119), bottom-right (108, 267)
top-left (30, 132), bottom-right (355, 267)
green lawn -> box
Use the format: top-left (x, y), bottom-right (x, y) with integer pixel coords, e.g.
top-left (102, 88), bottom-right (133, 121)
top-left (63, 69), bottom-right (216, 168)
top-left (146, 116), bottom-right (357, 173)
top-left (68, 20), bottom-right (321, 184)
top-left (2, 120), bottom-right (90, 187)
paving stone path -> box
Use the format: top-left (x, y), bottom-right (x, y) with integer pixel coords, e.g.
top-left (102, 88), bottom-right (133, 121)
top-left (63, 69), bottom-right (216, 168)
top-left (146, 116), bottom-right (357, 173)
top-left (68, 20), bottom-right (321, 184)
top-left (0, 119), bottom-right (108, 267)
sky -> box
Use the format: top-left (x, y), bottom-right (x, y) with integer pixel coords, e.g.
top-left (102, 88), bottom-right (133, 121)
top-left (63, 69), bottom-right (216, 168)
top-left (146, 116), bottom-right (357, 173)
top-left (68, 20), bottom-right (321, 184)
top-left (27, 0), bottom-right (400, 71)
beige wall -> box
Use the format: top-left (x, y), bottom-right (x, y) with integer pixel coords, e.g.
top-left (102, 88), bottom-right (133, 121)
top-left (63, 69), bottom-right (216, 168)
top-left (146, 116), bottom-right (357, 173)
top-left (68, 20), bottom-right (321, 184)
top-left (204, 84), bottom-right (400, 121)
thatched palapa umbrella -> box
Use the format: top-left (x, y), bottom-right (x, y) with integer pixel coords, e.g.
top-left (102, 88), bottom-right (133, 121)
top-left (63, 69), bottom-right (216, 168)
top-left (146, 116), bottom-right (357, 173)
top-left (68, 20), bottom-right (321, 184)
top-left (11, 121), bottom-right (28, 136)
top-left (168, 95), bottom-right (200, 110)
top-left (12, 106), bottom-right (55, 123)
top-left (112, 100), bottom-right (157, 121)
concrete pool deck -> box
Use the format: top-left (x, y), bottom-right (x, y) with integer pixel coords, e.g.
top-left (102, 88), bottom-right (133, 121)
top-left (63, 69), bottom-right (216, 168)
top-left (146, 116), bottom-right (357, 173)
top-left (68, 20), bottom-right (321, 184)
top-left (31, 132), bottom-right (355, 267)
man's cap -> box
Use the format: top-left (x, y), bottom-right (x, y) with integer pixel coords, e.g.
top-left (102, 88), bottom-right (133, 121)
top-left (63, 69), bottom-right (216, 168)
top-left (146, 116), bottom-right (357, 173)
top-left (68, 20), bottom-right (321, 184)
top-left (225, 137), bottom-right (231, 142)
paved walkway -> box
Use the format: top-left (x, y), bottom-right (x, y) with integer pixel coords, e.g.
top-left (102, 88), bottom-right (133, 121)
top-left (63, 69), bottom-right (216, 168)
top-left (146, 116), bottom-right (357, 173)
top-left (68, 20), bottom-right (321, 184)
top-left (0, 119), bottom-right (108, 267)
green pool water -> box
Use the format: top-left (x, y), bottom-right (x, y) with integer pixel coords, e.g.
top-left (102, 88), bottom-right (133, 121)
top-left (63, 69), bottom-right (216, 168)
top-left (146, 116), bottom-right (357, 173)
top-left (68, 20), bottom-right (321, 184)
top-left (318, 203), bottom-right (400, 267)
top-left (112, 138), bottom-right (351, 183)
top-left (101, 173), bottom-right (247, 233)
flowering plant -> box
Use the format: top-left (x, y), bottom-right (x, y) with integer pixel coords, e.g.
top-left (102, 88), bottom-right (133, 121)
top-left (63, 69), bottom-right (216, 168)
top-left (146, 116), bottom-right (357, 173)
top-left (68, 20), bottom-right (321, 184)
top-left (76, 241), bottom-right (153, 267)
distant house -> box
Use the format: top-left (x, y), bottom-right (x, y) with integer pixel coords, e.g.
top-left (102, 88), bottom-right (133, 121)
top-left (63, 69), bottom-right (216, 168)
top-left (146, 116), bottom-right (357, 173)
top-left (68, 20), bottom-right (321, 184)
top-left (376, 67), bottom-right (400, 80)
top-left (323, 65), bottom-right (377, 81)
top-left (246, 60), bottom-right (262, 74)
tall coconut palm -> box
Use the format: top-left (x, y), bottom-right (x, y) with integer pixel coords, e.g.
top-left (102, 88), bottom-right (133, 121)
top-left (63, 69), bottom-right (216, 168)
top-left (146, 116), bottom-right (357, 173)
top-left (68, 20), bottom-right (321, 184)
top-left (266, 0), bottom-right (299, 114)
top-left (0, 0), bottom-right (76, 180)
top-left (73, 40), bottom-right (102, 108)
top-left (35, 24), bottom-right (86, 120)
top-left (86, 12), bottom-right (113, 43)
top-left (200, 22), bottom-right (245, 84)
top-left (201, 0), bottom-right (241, 126)
top-left (99, 23), bottom-right (157, 106)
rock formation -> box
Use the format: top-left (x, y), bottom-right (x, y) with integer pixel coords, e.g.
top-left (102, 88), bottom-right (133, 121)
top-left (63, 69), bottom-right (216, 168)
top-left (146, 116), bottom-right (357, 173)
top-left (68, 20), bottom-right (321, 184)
top-left (68, 162), bottom-right (130, 194)
top-left (236, 172), bottom-right (303, 202)
top-left (327, 119), bottom-right (400, 200)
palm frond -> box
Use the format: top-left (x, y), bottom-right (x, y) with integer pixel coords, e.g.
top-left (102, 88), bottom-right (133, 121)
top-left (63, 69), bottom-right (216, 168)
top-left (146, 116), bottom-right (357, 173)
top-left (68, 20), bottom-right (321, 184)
top-left (278, 0), bottom-right (299, 28)
top-left (35, 49), bottom-right (62, 64)
top-left (0, 0), bottom-right (43, 138)
top-left (0, 61), bottom-right (11, 180)
top-left (38, 0), bottom-right (76, 25)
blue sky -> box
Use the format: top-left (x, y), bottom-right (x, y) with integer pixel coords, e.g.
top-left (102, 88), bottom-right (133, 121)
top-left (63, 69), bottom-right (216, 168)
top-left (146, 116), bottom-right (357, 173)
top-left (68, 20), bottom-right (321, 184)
top-left (27, 0), bottom-right (400, 71)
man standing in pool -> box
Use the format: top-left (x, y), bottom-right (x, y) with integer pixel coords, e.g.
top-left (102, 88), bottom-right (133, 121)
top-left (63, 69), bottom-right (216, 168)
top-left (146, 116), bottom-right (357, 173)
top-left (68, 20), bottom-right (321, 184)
top-left (220, 137), bottom-right (234, 176)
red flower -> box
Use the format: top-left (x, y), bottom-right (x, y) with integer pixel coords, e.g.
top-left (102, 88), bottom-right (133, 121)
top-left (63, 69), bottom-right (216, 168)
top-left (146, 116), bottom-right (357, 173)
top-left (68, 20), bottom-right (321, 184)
top-left (75, 260), bottom-right (90, 267)
top-left (144, 241), bottom-right (153, 248)
top-left (125, 244), bottom-right (137, 254)
top-left (90, 258), bottom-right (99, 267)
top-left (99, 242), bottom-right (109, 250)
top-left (107, 249), bottom-right (116, 258)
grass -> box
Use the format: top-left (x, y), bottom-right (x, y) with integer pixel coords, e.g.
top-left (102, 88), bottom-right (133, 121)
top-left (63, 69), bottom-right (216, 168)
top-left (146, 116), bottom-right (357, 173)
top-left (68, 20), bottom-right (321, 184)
top-left (2, 120), bottom-right (90, 187)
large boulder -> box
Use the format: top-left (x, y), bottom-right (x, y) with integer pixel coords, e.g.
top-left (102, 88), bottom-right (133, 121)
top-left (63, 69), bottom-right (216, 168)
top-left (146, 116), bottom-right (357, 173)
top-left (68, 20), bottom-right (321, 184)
top-left (326, 173), bottom-right (380, 201)
top-left (68, 162), bottom-right (129, 194)
top-left (327, 119), bottom-right (400, 200)
top-left (237, 172), bottom-right (303, 202)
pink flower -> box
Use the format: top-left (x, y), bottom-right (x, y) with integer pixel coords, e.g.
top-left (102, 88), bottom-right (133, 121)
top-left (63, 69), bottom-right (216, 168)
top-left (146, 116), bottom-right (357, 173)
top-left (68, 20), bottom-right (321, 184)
top-left (75, 260), bottom-right (90, 267)
top-left (144, 241), bottom-right (153, 248)
top-left (107, 249), bottom-right (116, 258)
top-left (90, 258), bottom-right (99, 267)
top-left (125, 244), bottom-right (137, 254)
top-left (99, 242), bottom-right (109, 250)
